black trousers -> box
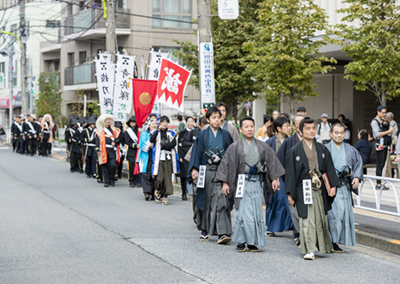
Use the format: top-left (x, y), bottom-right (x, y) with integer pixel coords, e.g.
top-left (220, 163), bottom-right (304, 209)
top-left (70, 151), bottom-right (82, 171)
top-left (117, 155), bottom-right (125, 178)
top-left (27, 138), bottom-right (37, 155)
top-left (19, 140), bottom-right (25, 154)
top-left (376, 147), bottom-right (388, 184)
top-left (181, 177), bottom-right (187, 194)
top-left (41, 139), bottom-right (49, 156)
top-left (12, 138), bottom-right (17, 151)
top-left (128, 160), bottom-right (140, 184)
top-left (102, 149), bottom-right (116, 184)
top-left (85, 153), bottom-right (97, 177)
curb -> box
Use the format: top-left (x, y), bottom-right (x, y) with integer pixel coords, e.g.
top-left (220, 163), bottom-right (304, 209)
top-left (356, 230), bottom-right (400, 256)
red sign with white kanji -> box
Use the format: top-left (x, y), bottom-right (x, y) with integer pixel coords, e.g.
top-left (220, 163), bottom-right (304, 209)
top-left (157, 59), bottom-right (191, 111)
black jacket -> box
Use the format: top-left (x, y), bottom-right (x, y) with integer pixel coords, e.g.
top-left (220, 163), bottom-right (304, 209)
top-left (124, 126), bottom-right (139, 161)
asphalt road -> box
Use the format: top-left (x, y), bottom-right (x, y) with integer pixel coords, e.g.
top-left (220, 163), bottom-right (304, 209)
top-left (1, 145), bottom-right (400, 284)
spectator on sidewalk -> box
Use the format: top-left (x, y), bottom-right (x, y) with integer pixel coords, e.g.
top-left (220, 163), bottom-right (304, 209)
top-left (371, 105), bottom-right (395, 190)
top-left (385, 112), bottom-right (398, 149)
top-left (0, 123), bottom-right (5, 143)
top-left (354, 129), bottom-right (370, 174)
top-left (272, 110), bottom-right (280, 120)
top-left (316, 113), bottom-right (331, 144)
top-left (296, 106), bottom-right (307, 116)
top-left (256, 114), bottom-right (273, 141)
top-left (177, 115), bottom-right (185, 133)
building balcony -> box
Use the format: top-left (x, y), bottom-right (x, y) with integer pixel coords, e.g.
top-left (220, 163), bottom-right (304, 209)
top-left (64, 63), bottom-right (96, 91)
top-left (64, 8), bottom-right (131, 40)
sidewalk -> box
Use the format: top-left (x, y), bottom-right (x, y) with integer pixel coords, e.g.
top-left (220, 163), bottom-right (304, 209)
top-left (2, 142), bottom-right (400, 256)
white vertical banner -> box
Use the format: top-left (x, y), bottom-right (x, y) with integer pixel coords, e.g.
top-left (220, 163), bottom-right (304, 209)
top-left (140, 54), bottom-right (145, 79)
top-left (199, 42), bottom-right (215, 110)
top-left (218, 0), bottom-right (239, 20)
top-left (113, 54), bottom-right (136, 121)
top-left (95, 53), bottom-right (115, 115)
top-left (148, 51), bottom-right (169, 80)
top-left (148, 51), bottom-right (168, 115)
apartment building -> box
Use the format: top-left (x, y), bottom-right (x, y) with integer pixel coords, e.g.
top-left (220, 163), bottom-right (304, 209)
top-left (40, 0), bottom-right (200, 121)
top-left (0, 0), bottom-right (61, 130)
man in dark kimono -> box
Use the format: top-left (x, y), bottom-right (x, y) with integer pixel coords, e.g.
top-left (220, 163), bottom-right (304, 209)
top-left (188, 107), bottom-right (233, 244)
top-left (82, 114), bottom-right (97, 178)
top-left (276, 114), bottom-right (304, 244)
top-left (125, 115), bottom-right (140, 187)
top-left (326, 123), bottom-right (363, 252)
top-left (215, 117), bottom-right (285, 252)
top-left (265, 116), bottom-right (292, 236)
top-left (285, 118), bottom-right (339, 260)
top-left (215, 102), bottom-right (239, 141)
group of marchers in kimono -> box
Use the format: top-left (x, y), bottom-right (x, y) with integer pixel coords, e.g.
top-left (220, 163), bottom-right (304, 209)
top-left (186, 107), bottom-right (362, 260)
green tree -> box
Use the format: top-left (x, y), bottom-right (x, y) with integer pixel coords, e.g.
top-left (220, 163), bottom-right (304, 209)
top-left (36, 72), bottom-right (62, 123)
top-left (334, 0), bottom-right (400, 106)
top-left (173, 0), bottom-right (263, 119)
top-left (245, 0), bottom-right (336, 116)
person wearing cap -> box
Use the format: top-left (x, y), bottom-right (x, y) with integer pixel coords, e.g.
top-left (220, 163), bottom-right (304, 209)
top-left (82, 114), bottom-right (98, 178)
top-left (316, 113), bottom-right (332, 145)
top-left (150, 115), bottom-right (179, 205)
top-left (297, 106), bottom-right (307, 116)
top-left (371, 105), bottom-right (395, 190)
top-left (125, 115), bottom-right (140, 188)
top-left (115, 121), bottom-right (126, 180)
top-left (66, 117), bottom-right (83, 173)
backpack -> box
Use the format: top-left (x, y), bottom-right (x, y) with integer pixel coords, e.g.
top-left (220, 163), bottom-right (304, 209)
top-left (317, 122), bottom-right (331, 135)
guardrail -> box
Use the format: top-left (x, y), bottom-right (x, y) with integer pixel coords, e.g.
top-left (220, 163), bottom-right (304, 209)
top-left (356, 175), bottom-right (400, 217)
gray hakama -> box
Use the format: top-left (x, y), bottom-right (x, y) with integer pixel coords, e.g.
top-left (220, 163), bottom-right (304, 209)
top-left (327, 142), bottom-right (357, 246)
top-left (233, 175), bottom-right (266, 246)
top-left (196, 164), bottom-right (232, 236)
top-left (300, 185), bottom-right (333, 254)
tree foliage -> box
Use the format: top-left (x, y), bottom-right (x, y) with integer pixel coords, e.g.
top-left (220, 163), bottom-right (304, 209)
top-left (173, 0), bottom-right (263, 119)
top-left (35, 72), bottom-right (62, 123)
top-left (244, 0), bottom-right (336, 116)
top-left (333, 0), bottom-right (400, 106)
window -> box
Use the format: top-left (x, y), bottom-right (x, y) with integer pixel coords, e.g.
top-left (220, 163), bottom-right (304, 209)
top-left (117, 0), bottom-right (124, 9)
top-left (46, 20), bottom-right (61, 28)
top-left (79, 51), bottom-right (87, 65)
top-left (152, 0), bottom-right (192, 29)
top-left (68, 52), bottom-right (75, 67)
top-left (0, 62), bottom-right (4, 73)
top-left (54, 61), bottom-right (60, 71)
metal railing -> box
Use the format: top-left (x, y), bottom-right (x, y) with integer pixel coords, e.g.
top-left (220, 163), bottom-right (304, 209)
top-left (64, 63), bottom-right (96, 86)
top-left (356, 175), bottom-right (400, 217)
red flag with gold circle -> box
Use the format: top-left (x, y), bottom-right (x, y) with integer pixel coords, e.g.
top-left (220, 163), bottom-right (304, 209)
top-left (132, 79), bottom-right (158, 128)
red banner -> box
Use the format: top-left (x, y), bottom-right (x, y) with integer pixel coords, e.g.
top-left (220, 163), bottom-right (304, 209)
top-left (132, 79), bottom-right (158, 128)
top-left (157, 59), bottom-right (191, 111)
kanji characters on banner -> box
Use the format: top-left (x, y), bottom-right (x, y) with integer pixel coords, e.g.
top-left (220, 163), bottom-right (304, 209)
top-left (148, 51), bottom-right (168, 80)
top-left (113, 54), bottom-right (136, 121)
top-left (157, 59), bottom-right (191, 112)
top-left (95, 53), bottom-right (115, 115)
top-left (132, 79), bottom-right (158, 128)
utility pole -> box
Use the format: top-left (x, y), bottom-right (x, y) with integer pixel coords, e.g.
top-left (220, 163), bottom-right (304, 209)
top-left (20, 0), bottom-right (28, 115)
top-left (198, 0), bottom-right (215, 112)
top-left (105, 0), bottom-right (117, 62)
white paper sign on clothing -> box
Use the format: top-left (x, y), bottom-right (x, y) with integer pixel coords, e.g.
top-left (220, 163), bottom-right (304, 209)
top-left (113, 54), bottom-right (136, 120)
top-left (235, 174), bottom-right (246, 198)
top-left (199, 42), bottom-right (215, 109)
top-left (303, 179), bottom-right (313, 205)
top-left (95, 53), bottom-right (115, 115)
top-left (197, 165), bottom-right (207, 188)
top-left (218, 0), bottom-right (239, 20)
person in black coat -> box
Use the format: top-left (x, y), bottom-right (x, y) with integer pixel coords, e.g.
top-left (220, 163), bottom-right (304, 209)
top-left (178, 116), bottom-right (200, 200)
top-left (115, 121), bottom-right (126, 180)
top-left (354, 129), bottom-right (370, 165)
top-left (124, 115), bottom-right (140, 187)
top-left (11, 116), bottom-right (22, 152)
top-left (82, 114), bottom-right (97, 178)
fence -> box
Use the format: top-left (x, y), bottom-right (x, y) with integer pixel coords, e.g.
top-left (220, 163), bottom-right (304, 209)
top-left (356, 175), bottom-right (400, 217)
